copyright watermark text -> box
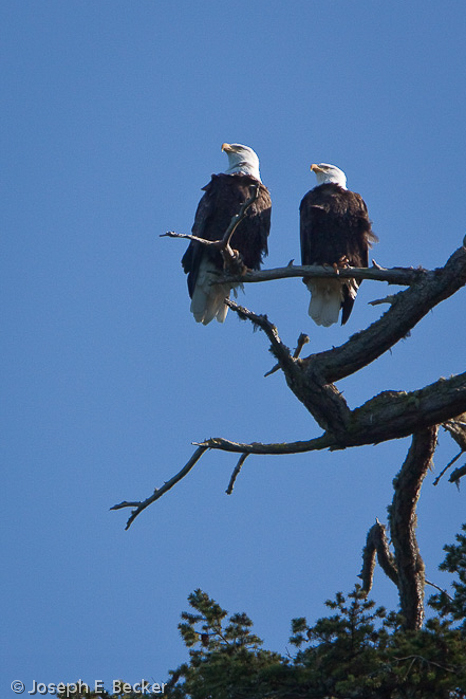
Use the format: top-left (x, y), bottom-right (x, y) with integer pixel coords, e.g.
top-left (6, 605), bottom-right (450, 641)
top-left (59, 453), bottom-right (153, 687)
top-left (11, 679), bottom-right (166, 695)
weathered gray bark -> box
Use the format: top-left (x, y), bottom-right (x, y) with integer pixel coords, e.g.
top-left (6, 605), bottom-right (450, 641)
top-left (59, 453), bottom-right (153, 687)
top-left (115, 219), bottom-right (466, 630)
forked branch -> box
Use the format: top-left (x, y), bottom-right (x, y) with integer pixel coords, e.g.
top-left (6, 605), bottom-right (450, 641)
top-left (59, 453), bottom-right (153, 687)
top-left (303, 245), bottom-right (466, 384)
top-left (361, 428), bottom-right (438, 630)
top-left (115, 203), bottom-right (466, 529)
top-left (359, 519), bottom-right (398, 593)
top-left (161, 185), bottom-right (260, 274)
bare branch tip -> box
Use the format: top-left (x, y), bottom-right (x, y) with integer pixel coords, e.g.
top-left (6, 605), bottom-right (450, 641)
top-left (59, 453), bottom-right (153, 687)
top-left (226, 453), bottom-right (249, 495)
top-left (369, 294), bottom-right (398, 306)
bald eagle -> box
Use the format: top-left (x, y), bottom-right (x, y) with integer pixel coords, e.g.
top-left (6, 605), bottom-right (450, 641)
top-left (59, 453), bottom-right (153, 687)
top-left (300, 163), bottom-right (377, 327)
top-left (182, 143), bottom-right (271, 325)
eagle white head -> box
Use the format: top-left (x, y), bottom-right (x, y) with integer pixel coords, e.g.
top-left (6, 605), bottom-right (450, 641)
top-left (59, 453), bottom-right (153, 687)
top-left (311, 163), bottom-right (347, 189)
top-left (222, 143), bottom-right (262, 182)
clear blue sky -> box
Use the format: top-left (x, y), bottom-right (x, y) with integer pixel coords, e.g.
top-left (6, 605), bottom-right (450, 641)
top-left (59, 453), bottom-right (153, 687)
top-left (2, 0), bottom-right (466, 693)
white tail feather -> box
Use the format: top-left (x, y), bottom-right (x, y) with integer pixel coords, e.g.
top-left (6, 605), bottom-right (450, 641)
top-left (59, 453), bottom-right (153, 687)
top-left (306, 279), bottom-right (343, 327)
top-left (190, 257), bottom-right (233, 325)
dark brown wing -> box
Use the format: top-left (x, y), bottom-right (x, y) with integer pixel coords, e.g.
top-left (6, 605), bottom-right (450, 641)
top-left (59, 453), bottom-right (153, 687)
top-left (300, 183), bottom-right (377, 324)
top-left (182, 174), bottom-right (271, 298)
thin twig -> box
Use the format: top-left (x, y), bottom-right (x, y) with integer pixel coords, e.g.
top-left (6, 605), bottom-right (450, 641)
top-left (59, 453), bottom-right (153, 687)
top-left (225, 298), bottom-right (294, 370)
top-left (265, 333), bottom-right (309, 377)
top-left (226, 453), bottom-right (249, 495)
top-left (433, 450), bottom-right (464, 486)
top-left (369, 294), bottom-right (398, 306)
top-left (425, 579), bottom-right (453, 600)
top-left (449, 462), bottom-right (466, 486)
top-left (161, 185), bottom-right (260, 272)
top-left (161, 230), bottom-right (223, 247)
top-left (222, 184), bottom-right (259, 250)
top-left (111, 446), bottom-right (208, 529)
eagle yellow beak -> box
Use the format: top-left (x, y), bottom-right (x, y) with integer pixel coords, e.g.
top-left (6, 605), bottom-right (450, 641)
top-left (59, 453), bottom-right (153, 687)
top-left (222, 143), bottom-right (233, 152)
top-left (310, 163), bottom-right (322, 173)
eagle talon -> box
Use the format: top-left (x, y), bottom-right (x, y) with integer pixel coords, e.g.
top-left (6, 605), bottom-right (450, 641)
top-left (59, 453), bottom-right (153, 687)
top-left (222, 248), bottom-right (247, 276)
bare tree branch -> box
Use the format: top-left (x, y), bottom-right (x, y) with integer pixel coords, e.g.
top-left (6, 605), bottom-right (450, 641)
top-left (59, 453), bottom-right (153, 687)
top-left (303, 245), bottom-right (466, 384)
top-left (217, 262), bottom-right (428, 287)
top-left (265, 332), bottom-right (309, 378)
top-left (117, 198), bottom-right (465, 544)
top-left (359, 519), bottom-right (398, 593)
top-left (361, 431), bottom-right (456, 622)
top-left (161, 230), bottom-right (220, 246)
top-left (161, 185), bottom-right (260, 275)
top-left (433, 450), bottom-right (464, 486)
top-left (223, 248), bottom-right (466, 442)
top-left (111, 446), bottom-right (208, 530)
top-left (425, 579), bottom-right (454, 600)
top-left (197, 374), bottom-right (465, 454)
top-left (222, 184), bottom-right (260, 254)
top-left (112, 371), bottom-right (464, 526)
top-left (442, 413), bottom-right (466, 451)
top-left (225, 299), bottom-right (295, 372)
top-left (226, 299), bottom-right (356, 437)
top-left (195, 433), bottom-right (333, 455)
top-left (449, 462), bottom-right (466, 486)
top-left (347, 372), bottom-right (466, 446)
top-left (225, 453), bottom-right (249, 495)
top-left (387, 427), bottom-right (438, 630)
top-left (369, 294), bottom-right (398, 307)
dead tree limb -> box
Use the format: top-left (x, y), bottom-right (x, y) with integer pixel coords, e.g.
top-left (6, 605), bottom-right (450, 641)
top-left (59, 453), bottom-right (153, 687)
top-left (449, 462), bottom-right (466, 486)
top-left (115, 228), bottom-right (465, 530)
top-left (111, 446), bottom-right (208, 530)
top-left (217, 262), bottom-right (427, 287)
top-left (225, 453), bottom-right (249, 495)
top-left (112, 372), bottom-right (465, 528)
top-left (196, 433), bottom-right (333, 455)
top-left (359, 519), bottom-right (398, 593)
top-left (226, 247), bottom-right (466, 443)
top-left (226, 299), bottom-right (354, 437)
top-left (442, 413), bottom-right (466, 451)
top-left (265, 332), bottom-right (309, 378)
top-left (199, 374), bottom-right (465, 453)
top-left (113, 367), bottom-right (465, 528)
top-left (161, 185), bottom-right (260, 275)
top-left (360, 429), bottom-right (438, 629)
top-left (224, 299), bottom-right (295, 374)
top-left (302, 245), bottom-right (466, 384)
top-left (387, 426), bottom-right (439, 630)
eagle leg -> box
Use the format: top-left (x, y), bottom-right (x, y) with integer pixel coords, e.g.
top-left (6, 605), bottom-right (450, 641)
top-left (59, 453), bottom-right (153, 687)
top-left (222, 246), bottom-right (247, 276)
